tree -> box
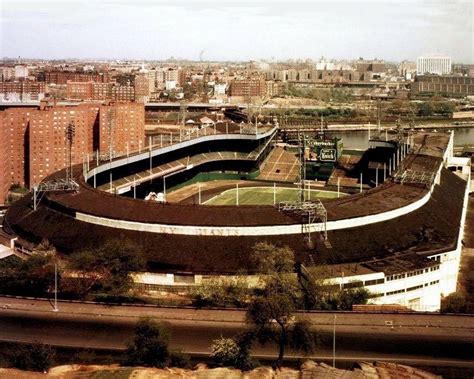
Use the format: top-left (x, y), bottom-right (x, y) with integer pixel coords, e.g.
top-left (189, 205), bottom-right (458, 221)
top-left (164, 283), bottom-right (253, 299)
top-left (67, 239), bottom-right (145, 300)
top-left (211, 332), bottom-right (256, 370)
top-left (250, 242), bottom-right (295, 274)
top-left (125, 318), bottom-right (171, 367)
top-left (11, 343), bottom-right (55, 372)
top-left (211, 337), bottom-right (240, 367)
top-left (0, 252), bottom-right (57, 298)
top-left (246, 276), bottom-right (317, 368)
top-left (441, 292), bottom-right (467, 313)
top-left (191, 277), bottom-right (251, 308)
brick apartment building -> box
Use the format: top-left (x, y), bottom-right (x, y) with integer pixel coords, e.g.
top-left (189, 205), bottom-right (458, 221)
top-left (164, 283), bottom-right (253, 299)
top-left (265, 80), bottom-right (287, 97)
top-left (66, 82), bottom-right (135, 101)
top-left (229, 78), bottom-right (266, 97)
top-left (0, 108), bottom-right (30, 199)
top-left (28, 103), bottom-right (101, 186)
top-left (134, 74), bottom-right (150, 102)
top-left (66, 81), bottom-right (93, 100)
top-left (0, 101), bottom-right (145, 204)
top-left (45, 71), bottom-right (108, 85)
top-left (0, 82), bottom-right (47, 101)
top-left (99, 102), bottom-right (145, 154)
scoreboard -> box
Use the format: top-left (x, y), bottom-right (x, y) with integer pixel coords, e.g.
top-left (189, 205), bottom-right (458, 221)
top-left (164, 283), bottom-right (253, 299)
top-left (309, 137), bottom-right (343, 163)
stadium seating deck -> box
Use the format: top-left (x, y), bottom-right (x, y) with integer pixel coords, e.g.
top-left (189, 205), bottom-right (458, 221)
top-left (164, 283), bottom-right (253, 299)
top-left (258, 147), bottom-right (299, 182)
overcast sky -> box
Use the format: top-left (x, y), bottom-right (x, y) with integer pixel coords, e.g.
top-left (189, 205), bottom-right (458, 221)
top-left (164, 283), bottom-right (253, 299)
top-left (1, 0), bottom-right (472, 63)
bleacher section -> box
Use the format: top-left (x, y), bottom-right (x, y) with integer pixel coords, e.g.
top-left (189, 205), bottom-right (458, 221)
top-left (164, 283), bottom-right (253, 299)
top-left (98, 150), bottom-right (256, 193)
top-left (258, 147), bottom-right (299, 182)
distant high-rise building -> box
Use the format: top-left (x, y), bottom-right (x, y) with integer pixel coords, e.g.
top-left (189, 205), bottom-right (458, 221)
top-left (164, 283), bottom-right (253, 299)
top-left (229, 78), bottom-right (266, 97)
top-left (134, 74), bottom-right (151, 102)
top-left (416, 56), bottom-right (451, 75)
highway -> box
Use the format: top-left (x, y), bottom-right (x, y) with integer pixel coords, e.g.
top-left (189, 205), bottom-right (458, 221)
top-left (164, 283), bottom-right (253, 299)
top-left (1, 296), bottom-right (473, 369)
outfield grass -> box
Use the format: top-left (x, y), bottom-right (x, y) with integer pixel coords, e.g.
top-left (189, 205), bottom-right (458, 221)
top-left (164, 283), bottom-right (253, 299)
top-left (204, 186), bottom-right (343, 206)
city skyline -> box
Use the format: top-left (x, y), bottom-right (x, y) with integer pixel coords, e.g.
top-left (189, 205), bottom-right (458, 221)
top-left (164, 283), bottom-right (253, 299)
top-left (1, 0), bottom-right (473, 63)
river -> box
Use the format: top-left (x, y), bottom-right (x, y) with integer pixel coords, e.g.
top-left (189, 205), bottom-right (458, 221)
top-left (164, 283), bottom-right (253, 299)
top-left (329, 128), bottom-right (474, 150)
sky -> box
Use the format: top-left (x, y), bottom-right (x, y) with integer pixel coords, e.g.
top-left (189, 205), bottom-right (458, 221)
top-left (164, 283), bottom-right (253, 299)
top-left (1, 0), bottom-right (473, 63)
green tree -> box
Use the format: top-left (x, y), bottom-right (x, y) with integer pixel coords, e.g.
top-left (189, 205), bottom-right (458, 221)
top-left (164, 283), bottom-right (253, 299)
top-left (125, 318), bottom-right (171, 368)
top-left (417, 102), bottom-right (434, 117)
top-left (246, 276), bottom-right (317, 368)
top-left (11, 343), bottom-right (55, 372)
top-left (211, 337), bottom-right (240, 367)
top-left (67, 239), bottom-right (145, 300)
top-left (250, 242), bottom-right (295, 274)
top-left (211, 332), bottom-right (256, 370)
top-left (441, 292), bottom-right (467, 313)
top-left (0, 253), bottom-right (57, 298)
top-left (191, 277), bottom-right (251, 308)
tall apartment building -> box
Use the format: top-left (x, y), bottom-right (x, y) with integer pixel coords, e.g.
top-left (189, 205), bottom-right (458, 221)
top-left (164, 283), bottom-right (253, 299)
top-left (265, 69), bottom-right (357, 83)
top-left (65, 82), bottom-right (135, 101)
top-left (66, 81), bottom-right (93, 100)
top-left (1, 67), bottom-right (15, 81)
top-left (134, 74), bottom-right (151, 102)
top-left (28, 103), bottom-right (100, 186)
top-left (0, 82), bottom-right (46, 102)
top-left (0, 102), bottom-right (145, 203)
top-left (399, 61), bottom-right (417, 79)
top-left (0, 108), bottom-right (30, 199)
top-left (99, 102), bottom-right (145, 155)
top-left (265, 81), bottom-right (286, 97)
top-left (112, 85), bottom-right (135, 102)
top-left (229, 78), bottom-right (266, 97)
top-left (92, 82), bottom-right (112, 100)
top-left (0, 116), bottom-right (8, 203)
top-left (417, 56), bottom-right (451, 75)
top-left (45, 71), bottom-right (108, 85)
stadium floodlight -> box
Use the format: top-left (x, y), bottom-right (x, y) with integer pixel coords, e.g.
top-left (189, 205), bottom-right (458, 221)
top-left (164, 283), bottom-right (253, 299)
top-left (65, 121), bottom-right (75, 182)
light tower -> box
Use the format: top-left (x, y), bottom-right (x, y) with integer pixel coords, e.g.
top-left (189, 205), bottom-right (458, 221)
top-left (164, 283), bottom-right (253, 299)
top-left (65, 121), bottom-right (76, 182)
top-left (33, 121), bottom-right (80, 211)
top-left (278, 129), bottom-right (328, 249)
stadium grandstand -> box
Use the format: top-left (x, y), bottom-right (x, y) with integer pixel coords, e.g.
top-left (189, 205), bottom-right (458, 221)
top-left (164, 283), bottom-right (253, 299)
top-left (2, 126), bottom-right (472, 311)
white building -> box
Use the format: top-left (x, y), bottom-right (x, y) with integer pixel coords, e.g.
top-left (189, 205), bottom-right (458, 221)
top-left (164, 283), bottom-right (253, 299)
top-left (14, 65), bottom-right (29, 79)
top-left (214, 83), bottom-right (227, 95)
top-left (165, 80), bottom-right (176, 90)
top-left (417, 56), bottom-right (451, 75)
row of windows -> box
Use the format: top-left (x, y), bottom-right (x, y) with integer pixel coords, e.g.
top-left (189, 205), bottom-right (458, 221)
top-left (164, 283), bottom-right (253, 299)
top-left (364, 278), bottom-right (385, 286)
top-left (386, 265), bottom-right (440, 281)
top-left (385, 280), bottom-right (440, 296)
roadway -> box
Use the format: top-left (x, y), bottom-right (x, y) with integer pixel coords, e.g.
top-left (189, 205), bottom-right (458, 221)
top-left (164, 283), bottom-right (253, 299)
top-left (0, 296), bottom-right (473, 368)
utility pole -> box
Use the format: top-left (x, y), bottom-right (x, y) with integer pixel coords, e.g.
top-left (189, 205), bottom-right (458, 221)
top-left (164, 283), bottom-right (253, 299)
top-left (53, 262), bottom-right (58, 312)
top-left (377, 97), bottom-right (381, 134)
top-left (333, 314), bottom-right (336, 368)
top-left (297, 129), bottom-right (306, 203)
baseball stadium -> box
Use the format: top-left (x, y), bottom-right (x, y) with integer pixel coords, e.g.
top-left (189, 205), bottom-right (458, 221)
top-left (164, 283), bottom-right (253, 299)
top-left (2, 121), bottom-right (472, 311)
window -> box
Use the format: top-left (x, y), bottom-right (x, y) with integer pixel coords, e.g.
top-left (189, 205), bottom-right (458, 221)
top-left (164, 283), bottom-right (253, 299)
top-left (387, 289), bottom-right (405, 296)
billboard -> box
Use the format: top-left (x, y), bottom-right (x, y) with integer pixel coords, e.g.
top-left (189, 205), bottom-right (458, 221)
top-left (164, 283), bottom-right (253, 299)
top-left (319, 148), bottom-right (337, 162)
top-left (309, 137), bottom-right (342, 163)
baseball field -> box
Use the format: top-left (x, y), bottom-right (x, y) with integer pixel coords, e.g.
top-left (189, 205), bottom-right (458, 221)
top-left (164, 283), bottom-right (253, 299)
top-left (203, 186), bottom-right (343, 206)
